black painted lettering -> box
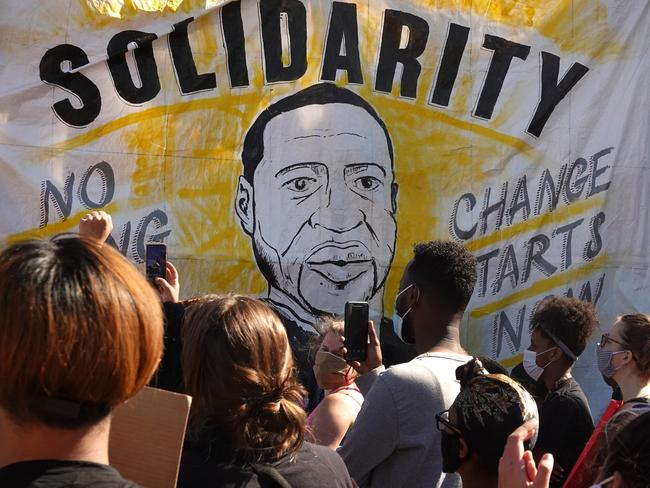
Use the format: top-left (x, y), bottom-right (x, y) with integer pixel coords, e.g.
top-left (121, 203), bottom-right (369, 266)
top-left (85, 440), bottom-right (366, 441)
top-left (107, 30), bottom-right (160, 104)
top-left (523, 233), bottom-right (557, 282)
top-left (78, 161), bottom-right (115, 209)
top-left (222, 1), bottom-right (250, 87)
top-left (375, 9), bottom-right (429, 98)
top-left (507, 175), bottom-right (531, 225)
top-left (534, 164), bottom-right (567, 215)
top-left (584, 211), bottom-right (605, 260)
top-left (492, 244), bottom-right (519, 294)
top-left (430, 23), bottom-right (469, 106)
top-left (588, 147), bottom-right (613, 197)
top-left (450, 192), bottom-right (478, 240)
top-left (578, 273), bottom-right (605, 304)
top-left (260, 0), bottom-right (307, 83)
top-left (106, 221), bottom-right (132, 256)
top-left (495, 304), bottom-right (526, 356)
top-left (39, 44), bottom-right (101, 127)
top-left (527, 52), bottom-right (589, 137)
top-left (476, 248), bottom-right (499, 297)
top-left (564, 158), bottom-right (589, 203)
top-left (553, 218), bottom-right (583, 270)
top-left (135, 209), bottom-right (172, 263)
top-left (321, 2), bottom-right (363, 84)
top-left (475, 35), bottom-right (530, 119)
top-left (40, 173), bottom-right (75, 228)
top-left (479, 182), bottom-right (508, 235)
top-left (169, 17), bottom-right (217, 94)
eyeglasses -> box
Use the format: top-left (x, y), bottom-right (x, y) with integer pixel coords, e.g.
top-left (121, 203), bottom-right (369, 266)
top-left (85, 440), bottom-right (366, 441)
top-left (599, 333), bottom-right (628, 349)
top-left (435, 409), bottom-right (463, 436)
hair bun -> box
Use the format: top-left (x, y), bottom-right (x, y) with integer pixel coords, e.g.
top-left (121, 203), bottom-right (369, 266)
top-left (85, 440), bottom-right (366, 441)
top-left (456, 356), bottom-right (510, 388)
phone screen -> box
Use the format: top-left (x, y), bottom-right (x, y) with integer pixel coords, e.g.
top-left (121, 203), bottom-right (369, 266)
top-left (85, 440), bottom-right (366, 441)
top-left (345, 301), bottom-right (369, 361)
top-left (145, 244), bottom-right (166, 282)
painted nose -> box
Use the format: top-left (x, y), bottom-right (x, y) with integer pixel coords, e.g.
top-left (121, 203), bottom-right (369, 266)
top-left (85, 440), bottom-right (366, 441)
top-left (309, 186), bottom-right (365, 232)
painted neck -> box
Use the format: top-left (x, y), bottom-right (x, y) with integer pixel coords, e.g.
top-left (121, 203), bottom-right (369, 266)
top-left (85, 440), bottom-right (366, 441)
top-left (0, 409), bottom-right (111, 469)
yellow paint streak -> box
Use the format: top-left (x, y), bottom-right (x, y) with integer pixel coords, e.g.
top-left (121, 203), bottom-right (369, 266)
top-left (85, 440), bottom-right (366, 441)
top-left (420, 0), bottom-right (623, 61)
top-left (470, 254), bottom-right (609, 319)
top-left (52, 94), bottom-right (262, 151)
top-left (465, 195), bottom-right (605, 252)
top-left (78, 0), bottom-right (216, 24)
top-left (499, 353), bottom-right (523, 369)
top-left (6, 202), bottom-right (120, 244)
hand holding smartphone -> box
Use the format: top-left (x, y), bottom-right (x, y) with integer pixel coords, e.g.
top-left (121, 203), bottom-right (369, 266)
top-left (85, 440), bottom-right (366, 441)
top-left (145, 244), bottom-right (167, 283)
top-left (344, 301), bottom-right (369, 362)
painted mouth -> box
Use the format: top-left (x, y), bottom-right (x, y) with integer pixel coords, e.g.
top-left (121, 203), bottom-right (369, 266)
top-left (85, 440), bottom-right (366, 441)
top-left (306, 243), bottom-right (373, 285)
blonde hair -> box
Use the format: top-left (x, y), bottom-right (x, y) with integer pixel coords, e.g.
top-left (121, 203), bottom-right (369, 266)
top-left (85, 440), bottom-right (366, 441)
top-left (0, 236), bottom-right (164, 427)
top-left (182, 294), bottom-right (306, 462)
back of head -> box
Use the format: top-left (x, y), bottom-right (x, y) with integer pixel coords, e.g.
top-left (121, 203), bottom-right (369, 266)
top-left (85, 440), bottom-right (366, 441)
top-left (531, 295), bottom-right (598, 361)
top-left (410, 241), bottom-right (477, 316)
top-left (452, 358), bottom-right (538, 473)
top-left (181, 295), bottom-right (306, 463)
top-left (0, 237), bottom-right (164, 428)
top-left (601, 410), bottom-right (650, 486)
top-left (618, 313), bottom-right (650, 379)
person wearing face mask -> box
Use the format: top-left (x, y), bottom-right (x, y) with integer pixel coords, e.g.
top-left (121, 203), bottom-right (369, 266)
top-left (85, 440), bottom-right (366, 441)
top-left (520, 296), bottom-right (598, 488)
top-left (307, 318), bottom-right (364, 449)
top-left (437, 358), bottom-right (539, 488)
top-left (575, 314), bottom-right (650, 485)
top-left (338, 241), bottom-right (476, 488)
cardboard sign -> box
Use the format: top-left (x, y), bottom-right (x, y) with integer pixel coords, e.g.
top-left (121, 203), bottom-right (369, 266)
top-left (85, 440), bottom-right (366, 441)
top-left (109, 386), bottom-right (192, 488)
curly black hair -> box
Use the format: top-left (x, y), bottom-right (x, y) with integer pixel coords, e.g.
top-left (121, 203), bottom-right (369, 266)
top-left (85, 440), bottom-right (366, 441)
top-left (531, 296), bottom-right (598, 360)
top-left (410, 241), bottom-right (477, 315)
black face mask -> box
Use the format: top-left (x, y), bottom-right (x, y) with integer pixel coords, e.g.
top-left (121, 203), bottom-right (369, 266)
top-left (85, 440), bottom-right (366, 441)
top-left (441, 430), bottom-right (469, 473)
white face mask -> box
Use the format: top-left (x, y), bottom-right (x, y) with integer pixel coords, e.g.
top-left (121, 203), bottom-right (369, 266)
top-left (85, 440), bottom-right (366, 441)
top-left (392, 284), bottom-right (416, 343)
top-left (522, 347), bottom-right (557, 381)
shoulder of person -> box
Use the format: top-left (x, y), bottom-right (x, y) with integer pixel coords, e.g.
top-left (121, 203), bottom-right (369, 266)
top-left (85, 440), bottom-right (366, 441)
top-left (312, 392), bottom-right (359, 422)
top-left (284, 442), bottom-right (352, 480)
top-left (377, 354), bottom-right (466, 392)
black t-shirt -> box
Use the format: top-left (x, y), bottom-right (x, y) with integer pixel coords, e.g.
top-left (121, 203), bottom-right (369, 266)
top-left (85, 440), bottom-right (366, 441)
top-left (178, 441), bottom-right (355, 488)
top-left (536, 377), bottom-right (594, 488)
top-left (0, 460), bottom-right (139, 488)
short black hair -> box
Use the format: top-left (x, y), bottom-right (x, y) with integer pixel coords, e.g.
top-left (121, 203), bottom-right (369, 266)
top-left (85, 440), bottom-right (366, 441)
top-left (241, 82), bottom-right (394, 183)
top-left (531, 296), bottom-right (598, 360)
top-left (410, 241), bottom-right (477, 315)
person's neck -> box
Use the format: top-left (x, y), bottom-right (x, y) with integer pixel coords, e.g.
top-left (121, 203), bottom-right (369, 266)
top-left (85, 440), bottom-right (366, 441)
top-left (417, 319), bottom-right (466, 356)
top-left (266, 286), bottom-right (384, 333)
top-left (615, 369), bottom-right (650, 402)
top-left (542, 363), bottom-right (572, 392)
top-left (0, 410), bottom-right (111, 469)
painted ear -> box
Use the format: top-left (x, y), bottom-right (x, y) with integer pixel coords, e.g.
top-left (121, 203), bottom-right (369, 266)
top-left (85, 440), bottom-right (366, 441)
top-left (235, 176), bottom-right (254, 236)
top-left (391, 182), bottom-right (399, 214)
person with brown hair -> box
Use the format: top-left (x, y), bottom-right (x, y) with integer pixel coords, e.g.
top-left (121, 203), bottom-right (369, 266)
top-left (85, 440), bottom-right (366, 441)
top-left (0, 236), bottom-right (164, 487)
top-left (582, 313), bottom-right (650, 483)
top-left (307, 318), bottom-right (364, 449)
top-left (178, 294), bottom-right (354, 488)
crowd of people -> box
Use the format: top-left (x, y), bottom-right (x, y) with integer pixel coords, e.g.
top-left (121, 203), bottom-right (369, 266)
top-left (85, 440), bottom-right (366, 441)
top-left (0, 210), bottom-right (649, 488)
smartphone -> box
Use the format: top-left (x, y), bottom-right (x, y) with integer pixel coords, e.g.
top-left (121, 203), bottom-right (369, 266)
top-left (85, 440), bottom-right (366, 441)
top-left (344, 301), bottom-right (369, 362)
top-left (145, 243), bottom-right (167, 282)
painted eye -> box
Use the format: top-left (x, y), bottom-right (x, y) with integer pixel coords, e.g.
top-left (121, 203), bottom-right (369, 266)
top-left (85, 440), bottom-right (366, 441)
top-left (354, 176), bottom-right (382, 191)
top-left (283, 177), bottom-right (317, 193)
